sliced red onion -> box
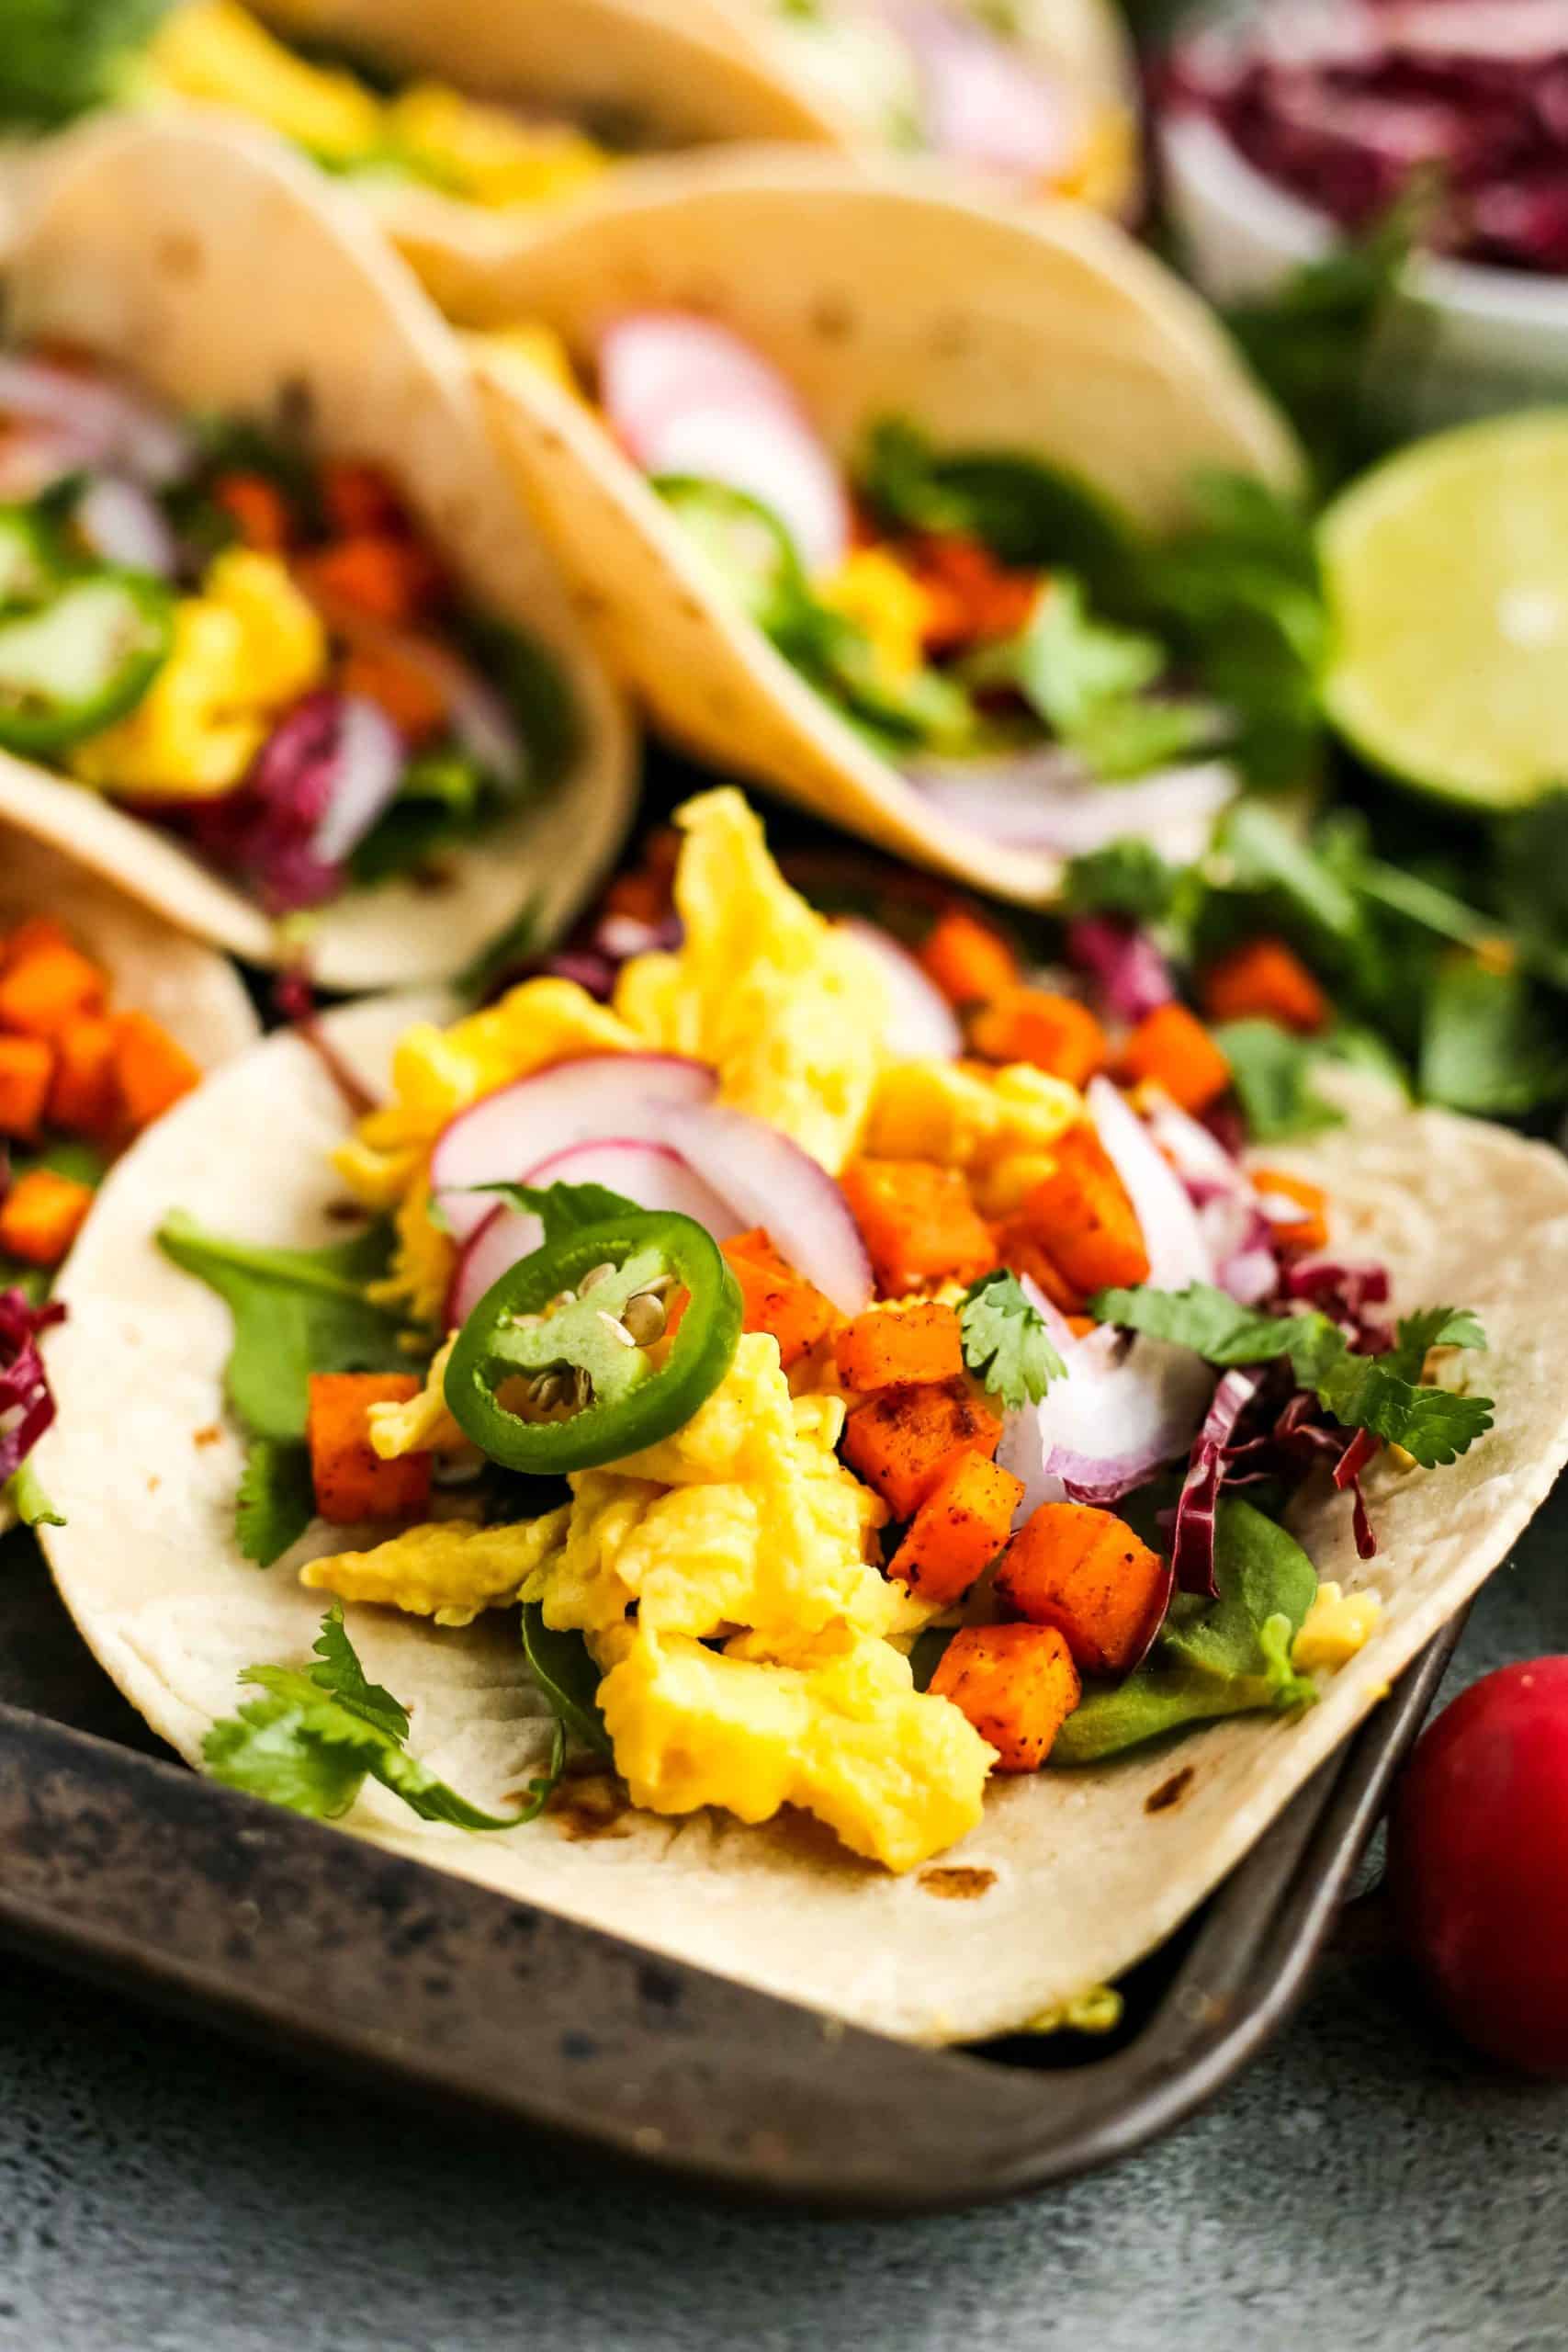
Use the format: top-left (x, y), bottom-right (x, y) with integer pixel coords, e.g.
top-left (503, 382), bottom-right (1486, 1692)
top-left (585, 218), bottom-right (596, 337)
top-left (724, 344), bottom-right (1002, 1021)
top-left (1089, 1075), bottom-right (1213, 1289)
top-left (1139, 1086), bottom-right (1243, 1190)
top-left (600, 312), bottom-right (850, 572)
top-left (663, 1099), bottom-right (872, 1314)
top-left (838, 917), bottom-right (962, 1059)
top-left (188, 689), bottom-right (393, 917)
top-left (0, 1287), bottom-right (66, 1486)
top-left (446, 1137), bottom-right (744, 1326)
top-left (429, 1055), bottom-right (718, 1244)
top-left (309, 695), bottom-right (405, 866)
top-left (1066, 917), bottom-right (1177, 1025)
top-left (73, 474), bottom-right (180, 578)
top-left (1170, 1365), bottom-right (1266, 1597)
top-left (0, 423), bottom-right (99, 501)
top-left (908, 756), bottom-right (1238, 862)
top-left (886, 0), bottom-right (1082, 179)
top-left (0, 355), bottom-right (192, 486)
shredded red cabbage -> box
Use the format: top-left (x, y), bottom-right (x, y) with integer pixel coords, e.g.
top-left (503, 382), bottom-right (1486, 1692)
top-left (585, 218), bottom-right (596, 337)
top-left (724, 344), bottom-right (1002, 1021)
top-left (0, 1288), bottom-right (65, 1485)
top-left (187, 692), bottom-right (406, 916)
top-left (1170, 1366), bottom-right (1266, 1596)
top-left (1066, 916), bottom-right (1178, 1024)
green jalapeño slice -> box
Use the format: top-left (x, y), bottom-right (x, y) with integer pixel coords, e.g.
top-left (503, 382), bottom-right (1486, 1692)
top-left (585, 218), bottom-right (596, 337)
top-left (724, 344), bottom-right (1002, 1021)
top-left (443, 1211), bottom-right (743, 1474)
top-left (0, 571), bottom-right (176, 755)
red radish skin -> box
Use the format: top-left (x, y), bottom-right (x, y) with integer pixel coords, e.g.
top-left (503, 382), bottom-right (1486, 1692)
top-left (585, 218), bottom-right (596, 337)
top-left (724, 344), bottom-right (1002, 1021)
top-left (1389, 1657), bottom-right (1568, 2078)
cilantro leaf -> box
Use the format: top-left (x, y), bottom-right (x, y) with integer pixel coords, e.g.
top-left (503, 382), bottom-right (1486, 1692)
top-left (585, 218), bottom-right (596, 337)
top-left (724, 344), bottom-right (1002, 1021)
top-left (157, 1212), bottom-right (410, 1444)
top-left (1060, 839), bottom-right (1181, 923)
top-left (1213, 1018), bottom-right (1346, 1143)
top-left (974, 577), bottom-right (1216, 781)
top-left (1418, 958), bottom-right (1568, 1116)
top-left (470, 1179), bottom-right (640, 1249)
top-left (205, 1605), bottom-right (560, 1829)
top-left (3, 1457), bottom-right (63, 1530)
top-left (521, 1599), bottom-right (613, 1757)
top-left (1089, 1282), bottom-right (1493, 1467)
top-left (960, 1269), bottom-right (1066, 1409)
top-left (235, 1438), bottom-right (314, 1567)
top-left (0, 0), bottom-right (170, 129)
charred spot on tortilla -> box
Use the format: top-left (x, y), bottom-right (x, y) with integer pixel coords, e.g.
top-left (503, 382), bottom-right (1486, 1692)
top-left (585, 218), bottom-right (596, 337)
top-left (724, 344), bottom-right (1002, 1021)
top-left (409, 862), bottom-right (458, 897)
top-left (323, 1198), bottom-right (372, 1226)
top-left (154, 230), bottom-right (202, 281)
top-left (548, 1772), bottom-right (633, 1841)
top-left (808, 298), bottom-right (854, 344)
top-left (192, 1423), bottom-right (222, 1449)
top-left (931, 316), bottom-right (975, 359)
top-left (919, 1867), bottom-right (998, 1901)
top-left (1145, 1767), bottom-right (1196, 1815)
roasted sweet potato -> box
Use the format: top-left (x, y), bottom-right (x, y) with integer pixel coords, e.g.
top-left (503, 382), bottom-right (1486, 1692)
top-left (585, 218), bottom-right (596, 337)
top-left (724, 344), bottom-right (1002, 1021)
top-left (337, 639), bottom-right (449, 745)
top-left (996, 1499), bottom-right (1169, 1677)
top-left (968, 988), bottom-right (1107, 1089)
top-left (307, 1373), bottom-right (432, 1524)
top-left (1252, 1167), bottom-right (1329, 1256)
top-left (840, 1376), bottom-right (1001, 1520)
top-left (0, 1167), bottom-right (93, 1266)
top-left (888, 1450), bottom-right (1025, 1606)
top-left (929, 1623), bottom-right (1081, 1770)
top-left (0, 1035), bottom-right (53, 1137)
top-left (1014, 1125), bottom-right (1149, 1295)
top-left (1201, 936), bottom-right (1327, 1035)
top-left (46, 1014), bottom-right (118, 1137)
top-left (840, 1158), bottom-right (998, 1296)
top-left (111, 1012), bottom-right (201, 1133)
top-left (212, 470), bottom-right (292, 553)
top-left (1118, 1004), bottom-right (1232, 1114)
top-left (834, 1301), bottom-right (964, 1391)
top-left (918, 908), bottom-right (1020, 1008)
top-left (721, 1228), bottom-right (837, 1369)
top-left (0, 934), bottom-right (106, 1039)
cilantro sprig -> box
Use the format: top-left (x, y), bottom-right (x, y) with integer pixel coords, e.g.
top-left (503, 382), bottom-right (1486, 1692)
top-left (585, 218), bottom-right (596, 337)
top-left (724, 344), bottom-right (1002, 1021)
top-left (205, 1605), bottom-right (562, 1829)
top-left (960, 1270), bottom-right (1066, 1410)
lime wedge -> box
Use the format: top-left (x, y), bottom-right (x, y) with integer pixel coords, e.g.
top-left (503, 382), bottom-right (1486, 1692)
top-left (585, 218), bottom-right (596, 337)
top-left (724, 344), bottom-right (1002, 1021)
top-left (1320, 411), bottom-right (1568, 808)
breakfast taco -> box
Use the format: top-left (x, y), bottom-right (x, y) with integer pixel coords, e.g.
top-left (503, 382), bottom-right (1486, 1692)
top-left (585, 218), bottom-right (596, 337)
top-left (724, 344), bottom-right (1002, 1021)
top-left (457, 153), bottom-right (1304, 904)
top-left (35, 787), bottom-right (1568, 2041)
top-left (0, 113), bottom-right (637, 989)
top-left (0, 824), bottom-right (257, 1532)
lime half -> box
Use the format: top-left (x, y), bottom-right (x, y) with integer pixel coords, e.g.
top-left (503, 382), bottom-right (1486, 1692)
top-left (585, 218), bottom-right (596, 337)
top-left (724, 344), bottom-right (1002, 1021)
top-left (1320, 410), bottom-right (1568, 808)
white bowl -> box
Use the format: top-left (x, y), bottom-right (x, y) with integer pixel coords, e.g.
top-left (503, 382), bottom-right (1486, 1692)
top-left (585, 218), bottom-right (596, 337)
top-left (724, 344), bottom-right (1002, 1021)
top-left (1162, 110), bottom-right (1568, 432)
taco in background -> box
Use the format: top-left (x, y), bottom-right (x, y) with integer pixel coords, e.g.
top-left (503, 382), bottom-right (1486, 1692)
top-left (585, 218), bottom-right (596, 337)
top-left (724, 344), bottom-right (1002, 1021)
top-left (697, 0), bottom-right (1141, 215)
top-left (0, 825), bottom-right (258, 1532)
top-left (0, 112), bottom-right (637, 989)
top-left (33, 788), bottom-right (1568, 2041)
top-left (459, 153), bottom-right (1303, 906)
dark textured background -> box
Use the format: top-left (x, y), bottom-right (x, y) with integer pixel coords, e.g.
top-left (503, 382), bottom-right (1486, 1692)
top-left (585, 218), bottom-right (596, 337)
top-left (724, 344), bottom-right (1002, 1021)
top-left (0, 1486), bottom-right (1563, 2349)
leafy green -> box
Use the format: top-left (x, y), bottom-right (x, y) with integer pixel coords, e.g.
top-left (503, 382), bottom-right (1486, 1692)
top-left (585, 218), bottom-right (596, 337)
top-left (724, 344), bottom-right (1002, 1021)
top-left (205, 1605), bottom-right (560, 1827)
top-left (1089, 1282), bottom-right (1493, 1466)
top-left (4, 1458), bottom-right (62, 1530)
top-left (1052, 1499), bottom-right (1318, 1765)
top-left (1418, 957), bottom-right (1568, 1116)
top-left (971, 576), bottom-right (1215, 779)
top-left (521, 1600), bottom-right (613, 1758)
top-left (235, 1438), bottom-right (315, 1568)
top-left (453, 893), bottom-right (543, 1004)
top-left (157, 1212), bottom-right (410, 1445)
top-left (1213, 1018), bottom-right (1346, 1143)
top-left (960, 1270), bottom-right (1066, 1409)
top-left (470, 1179), bottom-right (639, 1249)
top-left (349, 745), bottom-right (487, 886)
top-left (1059, 839), bottom-right (1183, 924)
top-left (0, 0), bottom-right (169, 127)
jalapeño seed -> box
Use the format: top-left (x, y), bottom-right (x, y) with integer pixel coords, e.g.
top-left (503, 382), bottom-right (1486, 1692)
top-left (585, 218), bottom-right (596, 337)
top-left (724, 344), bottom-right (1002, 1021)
top-left (597, 1309), bottom-right (637, 1349)
top-left (579, 1262), bottom-right (616, 1295)
top-left (545, 1288), bottom-right (577, 1316)
top-left (529, 1371), bottom-right (566, 1411)
top-left (573, 1367), bottom-right (593, 1411)
top-left (622, 1291), bottom-right (667, 1346)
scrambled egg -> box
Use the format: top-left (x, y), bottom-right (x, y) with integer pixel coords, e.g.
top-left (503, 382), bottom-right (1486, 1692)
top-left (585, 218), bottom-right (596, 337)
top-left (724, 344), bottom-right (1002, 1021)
top-left (383, 85), bottom-right (608, 209)
top-left (1292, 1582), bottom-right (1383, 1675)
top-left (149, 0), bottom-right (383, 164)
top-left (71, 549), bottom-right (325, 798)
top-left (336, 786), bottom-right (890, 1318)
top-left (467, 325), bottom-right (583, 402)
top-left (815, 548), bottom-right (932, 683)
top-left (865, 1057), bottom-right (1081, 1215)
top-left (303, 1509), bottom-right (570, 1628)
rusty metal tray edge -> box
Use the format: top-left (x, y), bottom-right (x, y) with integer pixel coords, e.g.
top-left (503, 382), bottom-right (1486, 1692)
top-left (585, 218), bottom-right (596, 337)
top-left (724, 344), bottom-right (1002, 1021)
top-left (0, 1611), bottom-right (1461, 2217)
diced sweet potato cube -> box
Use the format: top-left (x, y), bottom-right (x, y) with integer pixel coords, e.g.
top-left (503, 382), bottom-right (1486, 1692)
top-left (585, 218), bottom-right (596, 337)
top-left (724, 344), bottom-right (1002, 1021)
top-left (307, 1373), bottom-right (432, 1524)
top-left (1118, 1003), bottom-right (1232, 1114)
top-left (212, 470), bottom-right (292, 553)
top-left (0, 935), bottom-right (106, 1039)
top-left (834, 1301), bottom-right (963, 1391)
top-left (888, 1450), bottom-right (1025, 1606)
top-left (929, 1623), bottom-right (1081, 1771)
top-left (918, 909), bottom-right (1020, 1008)
top-left (0, 1035), bottom-right (54, 1137)
top-left (0, 1167), bottom-right (94, 1266)
top-left (721, 1228), bottom-right (837, 1369)
top-left (47, 1016), bottom-right (118, 1136)
top-left (1201, 936), bottom-right (1327, 1035)
top-left (968, 988), bottom-right (1107, 1089)
top-left (1, 918), bottom-right (72, 968)
top-left (111, 1012), bottom-right (201, 1133)
top-left (840, 1376), bottom-right (1000, 1520)
top-left (1015, 1125), bottom-right (1149, 1295)
top-left (1252, 1167), bottom-right (1329, 1256)
top-left (840, 1158), bottom-right (998, 1296)
top-left (995, 1499), bottom-right (1169, 1677)
top-left (990, 1212), bottom-right (1086, 1315)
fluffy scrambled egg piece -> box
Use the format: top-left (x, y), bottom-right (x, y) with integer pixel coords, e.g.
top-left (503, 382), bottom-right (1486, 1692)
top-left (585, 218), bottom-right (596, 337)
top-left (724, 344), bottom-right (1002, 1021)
top-left (383, 85), bottom-right (609, 209)
top-left (303, 1510), bottom-right (570, 1628)
top-left (367, 1334), bottom-right (467, 1459)
top-left (149, 0), bottom-right (383, 164)
top-left (866, 1057), bottom-right (1081, 1215)
top-left (71, 549), bottom-right (326, 798)
top-left (336, 786), bottom-right (890, 1318)
top-left (815, 548), bottom-right (932, 682)
top-left (1292, 1582), bottom-right (1383, 1675)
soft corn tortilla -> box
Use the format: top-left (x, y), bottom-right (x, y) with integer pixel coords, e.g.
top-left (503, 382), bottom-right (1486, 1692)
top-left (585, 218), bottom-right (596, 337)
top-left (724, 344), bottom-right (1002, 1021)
top-left (34, 996), bottom-right (1568, 2042)
top-left (0, 113), bottom-right (637, 991)
top-left (457, 151), bottom-right (1301, 905)
top-left (0, 827), bottom-right (258, 1533)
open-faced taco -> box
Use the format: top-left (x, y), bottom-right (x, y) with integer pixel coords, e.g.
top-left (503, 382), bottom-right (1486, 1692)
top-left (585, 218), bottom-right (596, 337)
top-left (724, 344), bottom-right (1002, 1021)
top-left (35, 788), bottom-right (1568, 2041)
top-left (0, 824), bottom-right (258, 1533)
top-left (0, 112), bottom-right (637, 990)
top-left (457, 153), bottom-right (1306, 905)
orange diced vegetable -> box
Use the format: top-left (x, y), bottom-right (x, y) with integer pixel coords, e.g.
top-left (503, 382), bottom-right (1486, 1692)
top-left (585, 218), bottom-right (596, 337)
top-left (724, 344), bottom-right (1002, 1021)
top-left (306, 1373), bottom-right (431, 1524)
top-left (47, 1014), bottom-right (118, 1136)
top-left (969, 987), bottom-right (1107, 1088)
top-left (319, 458), bottom-right (408, 538)
top-left (1118, 1003), bottom-right (1232, 1114)
top-left (1015, 1125), bottom-right (1149, 1295)
top-left (908, 533), bottom-right (1042, 650)
top-left (991, 1214), bottom-right (1086, 1313)
top-left (918, 909), bottom-right (1020, 1008)
top-left (0, 936), bottom-right (106, 1039)
top-left (212, 470), bottom-right (292, 553)
top-left (840, 1158), bottom-right (998, 1296)
top-left (720, 1228), bottom-right (836, 1369)
top-left (0, 1035), bottom-right (53, 1137)
top-left (840, 1376), bottom-right (1000, 1520)
top-left (1252, 1167), bottom-right (1329, 1255)
top-left (929, 1623), bottom-right (1081, 1771)
top-left (995, 1499), bottom-right (1169, 1677)
top-left (834, 1300), bottom-right (964, 1391)
top-left (0, 1167), bottom-right (93, 1267)
top-left (1201, 936), bottom-right (1328, 1035)
top-left (337, 639), bottom-right (449, 745)
top-left (1, 917), bottom-right (72, 968)
top-left (888, 1450), bottom-right (1025, 1607)
top-left (296, 535), bottom-right (445, 627)
top-left (110, 1012), bottom-right (200, 1133)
